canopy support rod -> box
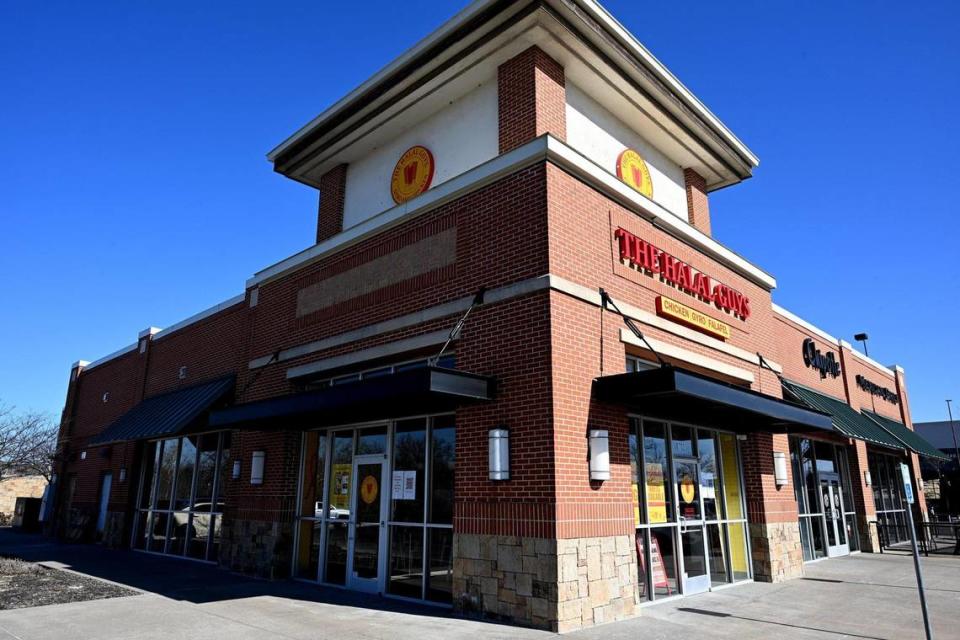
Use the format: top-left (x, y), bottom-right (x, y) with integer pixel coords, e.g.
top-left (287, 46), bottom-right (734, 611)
top-left (599, 288), bottom-right (666, 368)
top-left (432, 287), bottom-right (486, 366)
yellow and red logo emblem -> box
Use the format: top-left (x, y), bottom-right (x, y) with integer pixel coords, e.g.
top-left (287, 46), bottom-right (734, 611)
top-left (616, 149), bottom-right (653, 198)
top-left (391, 145), bottom-right (435, 204)
top-left (360, 475), bottom-right (379, 505)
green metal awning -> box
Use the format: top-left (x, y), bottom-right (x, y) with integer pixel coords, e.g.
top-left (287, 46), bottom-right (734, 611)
top-left (864, 411), bottom-right (950, 461)
top-left (781, 380), bottom-right (904, 450)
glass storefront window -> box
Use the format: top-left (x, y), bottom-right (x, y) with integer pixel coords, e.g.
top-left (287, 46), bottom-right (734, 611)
top-left (426, 528), bottom-right (453, 603)
top-left (648, 527), bottom-right (679, 597)
top-left (634, 420), bottom-right (750, 602)
top-left (429, 415), bottom-right (456, 525)
top-left (698, 432), bottom-right (719, 521)
top-left (642, 421), bottom-right (672, 525)
top-left (133, 431), bottom-right (229, 562)
top-left (293, 415), bottom-right (455, 604)
top-left (391, 420), bottom-right (426, 523)
top-left (388, 526), bottom-right (423, 598)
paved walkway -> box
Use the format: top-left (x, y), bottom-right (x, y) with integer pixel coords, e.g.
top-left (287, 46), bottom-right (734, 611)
top-left (0, 529), bottom-right (957, 639)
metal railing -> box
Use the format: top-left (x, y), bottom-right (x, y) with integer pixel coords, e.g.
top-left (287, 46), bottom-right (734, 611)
top-left (876, 519), bottom-right (960, 556)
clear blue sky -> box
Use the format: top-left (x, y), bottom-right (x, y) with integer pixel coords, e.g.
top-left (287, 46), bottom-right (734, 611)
top-left (1, 1), bottom-right (958, 423)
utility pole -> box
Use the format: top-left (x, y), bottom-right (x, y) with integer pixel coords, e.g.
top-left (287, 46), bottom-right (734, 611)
top-left (947, 400), bottom-right (959, 471)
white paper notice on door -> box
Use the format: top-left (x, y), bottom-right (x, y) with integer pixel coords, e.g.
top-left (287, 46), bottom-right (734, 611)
top-left (403, 470), bottom-right (416, 500)
top-left (392, 471), bottom-right (405, 500)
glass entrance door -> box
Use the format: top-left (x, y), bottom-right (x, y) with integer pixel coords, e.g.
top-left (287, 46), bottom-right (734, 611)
top-left (348, 456), bottom-right (385, 592)
top-left (820, 475), bottom-right (849, 557)
top-left (675, 458), bottom-right (710, 595)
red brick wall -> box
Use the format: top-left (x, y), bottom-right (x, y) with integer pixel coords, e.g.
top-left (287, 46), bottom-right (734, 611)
top-left (542, 162), bottom-right (798, 534)
top-left (143, 303), bottom-right (245, 397)
top-left (773, 314), bottom-right (846, 399)
top-left (317, 163), bottom-right (348, 243)
top-left (498, 46), bottom-right (566, 153)
top-left (683, 168), bottom-right (711, 236)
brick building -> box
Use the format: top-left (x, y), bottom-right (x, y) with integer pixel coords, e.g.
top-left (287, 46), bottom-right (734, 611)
top-left (49, 0), bottom-right (944, 632)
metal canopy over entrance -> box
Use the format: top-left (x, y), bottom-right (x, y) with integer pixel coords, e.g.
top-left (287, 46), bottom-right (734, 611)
top-left (594, 367), bottom-right (834, 434)
top-left (210, 367), bottom-right (494, 429)
top-left (88, 376), bottom-right (235, 446)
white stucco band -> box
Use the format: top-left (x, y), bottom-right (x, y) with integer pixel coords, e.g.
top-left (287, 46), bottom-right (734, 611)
top-left (565, 82), bottom-right (687, 221)
top-left (341, 80), bottom-right (498, 229)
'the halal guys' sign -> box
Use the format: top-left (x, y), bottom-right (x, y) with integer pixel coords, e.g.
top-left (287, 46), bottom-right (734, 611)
top-left (614, 227), bottom-right (751, 326)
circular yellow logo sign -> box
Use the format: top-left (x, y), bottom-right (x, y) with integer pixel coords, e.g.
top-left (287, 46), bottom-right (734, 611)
top-left (391, 145), bottom-right (435, 204)
top-left (616, 149), bottom-right (653, 198)
top-left (360, 475), bottom-right (379, 504)
top-left (680, 473), bottom-right (696, 504)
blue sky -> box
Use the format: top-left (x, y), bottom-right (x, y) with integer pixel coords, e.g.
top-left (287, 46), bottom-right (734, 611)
top-left (1, 1), bottom-right (957, 423)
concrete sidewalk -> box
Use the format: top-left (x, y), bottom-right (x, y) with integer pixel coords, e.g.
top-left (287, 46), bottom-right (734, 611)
top-left (1, 529), bottom-right (957, 639)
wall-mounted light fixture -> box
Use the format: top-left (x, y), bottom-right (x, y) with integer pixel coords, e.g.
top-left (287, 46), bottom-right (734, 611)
top-left (488, 428), bottom-right (510, 480)
top-left (232, 460), bottom-right (241, 480)
top-left (119, 467), bottom-right (127, 483)
top-left (250, 451), bottom-right (265, 485)
top-left (80, 451), bottom-right (87, 461)
top-left (773, 451), bottom-right (788, 487)
top-left (589, 430), bottom-right (610, 481)
top-left (864, 470), bottom-right (872, 487)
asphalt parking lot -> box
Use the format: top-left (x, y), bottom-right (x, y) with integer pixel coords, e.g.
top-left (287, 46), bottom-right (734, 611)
top-left (0, 530), bottom-right (956, 639)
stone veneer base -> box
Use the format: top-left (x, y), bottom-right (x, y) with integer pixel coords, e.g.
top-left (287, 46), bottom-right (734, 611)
top-left (453, 533), bottom-right (638, 632)
top-left (750, 521), bottom-right (804, 582)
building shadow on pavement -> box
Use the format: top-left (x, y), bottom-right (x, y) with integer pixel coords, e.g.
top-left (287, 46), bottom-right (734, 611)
top-left (676, 608), bottom-right (887, 640)
top-left (0, 528), bottom-right (456, 619)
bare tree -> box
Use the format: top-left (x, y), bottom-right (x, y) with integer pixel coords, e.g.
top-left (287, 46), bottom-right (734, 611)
top-left (0, 404), bottom-right (58, 483)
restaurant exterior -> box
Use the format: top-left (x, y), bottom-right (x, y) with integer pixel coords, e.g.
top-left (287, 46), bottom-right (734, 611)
top-left (48, 0), bottom-right (944, 632)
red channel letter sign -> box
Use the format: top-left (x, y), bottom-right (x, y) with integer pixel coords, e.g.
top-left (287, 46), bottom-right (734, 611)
top-left (614, 227), bottom-right (751, 320)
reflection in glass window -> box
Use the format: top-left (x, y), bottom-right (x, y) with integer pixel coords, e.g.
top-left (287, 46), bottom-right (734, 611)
top-left (426, 528), bottom-right (453, 602)
top-left (329, 432), bottom-right (353, 520)
top-left (391, 420), bottom-right (426, 523)
top-left (155, 439), bottom-right (179, 510)
top-left (643, 422), bottom-right (672, 524)
top-left (134, 431), bottom-right (230, 563)
top-left (388, 526), bottom-right (424, 598)
top-left (698, 432), bottom-right (719, 520)
top-left (356, 426), bottom-right (387, 455)
top-left (429, 416), bottom-right (455, 525)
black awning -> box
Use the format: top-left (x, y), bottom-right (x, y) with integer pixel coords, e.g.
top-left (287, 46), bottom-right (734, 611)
top-left (88, 376), bottom-right (235, 446)
top-left (593, 366), bottom-right (834, 433)
top-left (209, 367), bottom-right (494, 429)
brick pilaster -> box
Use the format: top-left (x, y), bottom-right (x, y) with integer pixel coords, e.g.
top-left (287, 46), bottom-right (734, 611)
top-left (317, 163), bottom-right (348, 243)
top-left (741, 431), bottom-right (803, 581)
top-left (893, 367), bottom-right (928, 517)
top-left (847, 439), bottom-right (880, 552)
top-left (497, 46), bottom-right (566, 153)
top-left (683, 168), bottom-right (711, 235)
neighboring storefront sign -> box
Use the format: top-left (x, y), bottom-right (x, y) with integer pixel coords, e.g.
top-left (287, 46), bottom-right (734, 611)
top-left (391, 145), bottom-right (435, 204)
top-left (802, 338), bottom-right (841, 379)
top-left (616, 148), bottom-right (653, 198)
top-left (856, 375), bottom-right (899, 404)
top-left (656, 295), bottom-right (731, 340)
top-left (615, 227), bottom-right (751, 320)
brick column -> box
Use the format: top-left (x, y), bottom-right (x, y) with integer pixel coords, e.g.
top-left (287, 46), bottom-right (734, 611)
top-left (683, 168), bottom-right (711, 235)
top-left (497, 46), bottom-right (566, 153)
top-left (742, 432), bottom-right (803, 582)
top-left (317, 163), bottom-right (348, 243)
top-left (847, 440), bottom-right (880, 552)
